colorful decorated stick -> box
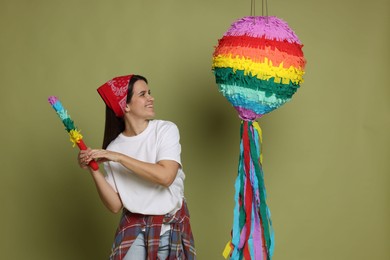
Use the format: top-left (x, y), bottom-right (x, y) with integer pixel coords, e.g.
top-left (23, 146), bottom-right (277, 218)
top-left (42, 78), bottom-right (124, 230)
top-left (213, 16), bottom-right (306, 260)
top-left (48, 96), bottom-right (99, 171)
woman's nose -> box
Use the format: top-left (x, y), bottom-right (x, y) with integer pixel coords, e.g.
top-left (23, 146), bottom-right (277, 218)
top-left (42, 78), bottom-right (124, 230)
top-left (147, 93), bottom-right (154, 100)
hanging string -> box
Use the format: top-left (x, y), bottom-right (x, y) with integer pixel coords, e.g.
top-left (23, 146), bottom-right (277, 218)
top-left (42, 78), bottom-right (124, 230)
top-left (250, 0), bottom-right (256, 16)
top-left (251, 0), bottom-right (269, 21)
top-left (262, 0), bottom-right (269, 17)
top-left (262, 0), bottom-right (269, 24)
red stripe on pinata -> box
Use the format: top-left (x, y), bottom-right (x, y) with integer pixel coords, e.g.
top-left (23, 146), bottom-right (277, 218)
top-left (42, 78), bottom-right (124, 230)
top-left (216, 35), bottom-right (304, 57)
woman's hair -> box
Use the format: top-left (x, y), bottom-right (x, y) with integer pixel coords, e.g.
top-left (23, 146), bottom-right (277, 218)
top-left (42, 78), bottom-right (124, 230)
top-left (102, 75), bottom-right (148, 149)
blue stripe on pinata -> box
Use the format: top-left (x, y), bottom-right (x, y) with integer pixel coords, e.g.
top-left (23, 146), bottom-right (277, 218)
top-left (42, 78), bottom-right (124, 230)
top-left (218, 87), bottom-right (275, 115)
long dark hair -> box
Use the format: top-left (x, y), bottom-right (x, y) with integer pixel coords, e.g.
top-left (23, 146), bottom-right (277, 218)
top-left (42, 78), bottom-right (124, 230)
top-left (102, 75), bottom-right (148, 149)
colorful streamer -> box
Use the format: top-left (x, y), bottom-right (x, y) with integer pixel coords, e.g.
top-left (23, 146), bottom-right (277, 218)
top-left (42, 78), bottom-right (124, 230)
top-left (48, 96), bottom-right (99, 171)
top-left (224, 121), bottom-right (273, 260)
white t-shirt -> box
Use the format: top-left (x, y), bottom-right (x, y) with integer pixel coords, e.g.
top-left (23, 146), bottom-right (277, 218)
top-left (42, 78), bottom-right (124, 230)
top-left (103, 120), bottom-right (185, 216)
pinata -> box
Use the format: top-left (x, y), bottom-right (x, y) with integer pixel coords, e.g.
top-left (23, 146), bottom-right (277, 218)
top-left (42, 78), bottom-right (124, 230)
top-left (212, 16), bottom-right (306, 259)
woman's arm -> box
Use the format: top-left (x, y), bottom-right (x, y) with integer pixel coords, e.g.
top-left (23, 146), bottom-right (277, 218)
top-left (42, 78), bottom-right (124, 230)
top-left (89, 169), bottom-right (123, 213)
top-left (79, 150), bottom-right (123, 213)
top-left (87, 149), bottom-right (179, 188)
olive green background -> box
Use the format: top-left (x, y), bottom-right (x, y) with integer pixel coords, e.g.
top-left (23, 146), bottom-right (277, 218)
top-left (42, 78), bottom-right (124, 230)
top-left (1, 0), bottom-right (389, 259)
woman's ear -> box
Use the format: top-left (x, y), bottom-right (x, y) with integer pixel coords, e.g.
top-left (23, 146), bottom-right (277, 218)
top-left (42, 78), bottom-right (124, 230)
top-left (124, 104), bottom-right (131, 113)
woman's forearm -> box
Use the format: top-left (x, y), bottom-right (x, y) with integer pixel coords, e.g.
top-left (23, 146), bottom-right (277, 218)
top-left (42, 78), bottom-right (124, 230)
top-left (89, 169), bottom-right (123, 213)
top-left (116, 154), bottom-right (179, 187)
top-left (88, 149), bottom-right (179, 187)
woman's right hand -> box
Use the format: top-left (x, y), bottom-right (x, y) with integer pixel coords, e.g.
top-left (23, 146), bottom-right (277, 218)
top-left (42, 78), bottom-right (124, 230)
top-left (78, 148), bottom-right (93, 169)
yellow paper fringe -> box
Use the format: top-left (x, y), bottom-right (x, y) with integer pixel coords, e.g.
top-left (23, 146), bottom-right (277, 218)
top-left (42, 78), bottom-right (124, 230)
top-left (222, 240), bottom-right (233, 259)
top-left (253, 121), bottom-right (263, 164)
top-left (212, 55), bottom-right (304, 85)
top-left (68, 129), bottom-right (83, 147)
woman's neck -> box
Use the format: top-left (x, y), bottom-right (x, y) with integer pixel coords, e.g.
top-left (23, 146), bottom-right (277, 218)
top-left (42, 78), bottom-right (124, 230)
top-left (122, 119), bottom-right (150, 137)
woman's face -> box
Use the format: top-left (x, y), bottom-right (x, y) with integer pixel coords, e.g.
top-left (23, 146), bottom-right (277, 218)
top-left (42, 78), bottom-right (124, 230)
top-left (126, 80), bottom-right (155, 120)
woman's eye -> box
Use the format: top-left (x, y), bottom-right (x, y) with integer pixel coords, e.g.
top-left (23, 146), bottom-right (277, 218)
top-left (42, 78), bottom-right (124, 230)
top-left (138, 91), bottom-right (150, 97)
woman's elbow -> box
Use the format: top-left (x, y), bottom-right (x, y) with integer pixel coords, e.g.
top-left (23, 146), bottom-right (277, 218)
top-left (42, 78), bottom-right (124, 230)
top-left (105, 201), bottom-right (123, 214)
top-left (160, 179), bottom-right (174, 188)
top-left (157, 162), bottom-right (179, 187)
top-left (108, 205), bottom-right (122, 214)
top-left (111, 208), bottom-right (122, 214)
top-left (160, 172), bottom-right (177, 187)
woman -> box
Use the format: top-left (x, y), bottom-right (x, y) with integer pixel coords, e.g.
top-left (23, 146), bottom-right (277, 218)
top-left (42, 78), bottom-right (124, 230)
top-left (78, 74), bottom-right (196, 260)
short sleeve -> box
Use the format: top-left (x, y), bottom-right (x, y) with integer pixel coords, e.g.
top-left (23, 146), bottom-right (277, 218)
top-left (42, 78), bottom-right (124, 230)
top-left (156, 122), bottom-right (182, 166)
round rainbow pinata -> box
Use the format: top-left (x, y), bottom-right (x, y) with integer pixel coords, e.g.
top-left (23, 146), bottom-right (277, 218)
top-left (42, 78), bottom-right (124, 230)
top-left (212, 16), bottom-right (307, 259)
top-left (212, 16), bottom-right (306, 120)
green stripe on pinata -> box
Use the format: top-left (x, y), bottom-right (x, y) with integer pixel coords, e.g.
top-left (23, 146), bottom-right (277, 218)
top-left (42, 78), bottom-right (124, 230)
top-left (214, 67), bottom-right (299, 99)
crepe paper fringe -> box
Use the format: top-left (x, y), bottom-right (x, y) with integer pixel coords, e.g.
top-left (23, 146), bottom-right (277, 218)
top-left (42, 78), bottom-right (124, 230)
top-left (69, 129), bottom-right (83, 147)
top-left (223, 241), bottom-right (235, 259)
top-left (48, 96), bottom-right (99, 170)
top-left (218, 84), bottom-right (283, 117)
top-left (219, 84), bottom-right (291, 110)
top-left (214, 45), bottom-right (305, 69)
top-left (224, 121), bottom-right (274, 260)
top-left (48, 96), bottom-right (83, 147)
top-left (224, 16), bottom-right (302, 44)
top-left (212, 16), bottom-right (306, 120)
top-left (215, 36), bottom-right (304, 62)
top-left (235, 107), bottom-right (265, 121)
top-left (212, 56), bottom-right (304, 86)
top-left (215, 68), bottom-right (299, 99)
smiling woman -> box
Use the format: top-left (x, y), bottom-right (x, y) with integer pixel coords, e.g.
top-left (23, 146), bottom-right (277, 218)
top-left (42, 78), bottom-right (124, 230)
top-left (124, 79), bottom-right (156, 131)
top-left (78, 74), bottom-right (196, 260)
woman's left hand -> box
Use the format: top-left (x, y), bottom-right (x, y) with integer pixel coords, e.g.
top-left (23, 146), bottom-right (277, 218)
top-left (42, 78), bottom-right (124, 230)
top-left (88, 149), bottom-right (122, 163)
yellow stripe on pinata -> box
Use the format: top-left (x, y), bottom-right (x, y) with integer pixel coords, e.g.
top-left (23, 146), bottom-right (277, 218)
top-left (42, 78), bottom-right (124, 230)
top-left (69, 129), bottom-right (83, 147)
top-left (212, 55), bottom-right (305, 85)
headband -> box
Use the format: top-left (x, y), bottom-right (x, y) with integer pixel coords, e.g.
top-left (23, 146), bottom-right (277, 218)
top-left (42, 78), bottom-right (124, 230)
top-left (97, 75), bottom-right (133, 117)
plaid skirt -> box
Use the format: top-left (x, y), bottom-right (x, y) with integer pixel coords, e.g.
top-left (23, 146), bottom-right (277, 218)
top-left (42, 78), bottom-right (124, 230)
top-left (109, 200), bottom-right (196, 260)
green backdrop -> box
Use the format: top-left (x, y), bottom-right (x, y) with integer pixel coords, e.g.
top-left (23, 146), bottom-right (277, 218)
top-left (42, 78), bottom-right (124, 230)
top-left (1, 0), bottom-right (389, 259)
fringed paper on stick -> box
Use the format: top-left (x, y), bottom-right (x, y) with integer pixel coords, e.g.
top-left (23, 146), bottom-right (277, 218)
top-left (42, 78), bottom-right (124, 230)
top-left (48, 96), bottom-right (99, 171)
top-left (212, 16), bottom-right (306, 259)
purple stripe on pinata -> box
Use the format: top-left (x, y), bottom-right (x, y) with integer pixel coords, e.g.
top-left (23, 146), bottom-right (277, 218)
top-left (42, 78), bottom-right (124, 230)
top-left (224, 16), bottom-right (301, 44)
top-left (235, 106), bottom-right (264, 121)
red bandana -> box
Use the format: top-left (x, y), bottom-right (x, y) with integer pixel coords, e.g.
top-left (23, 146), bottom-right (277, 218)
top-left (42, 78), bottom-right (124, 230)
top-left (97, 75), bottom-right (133, 117)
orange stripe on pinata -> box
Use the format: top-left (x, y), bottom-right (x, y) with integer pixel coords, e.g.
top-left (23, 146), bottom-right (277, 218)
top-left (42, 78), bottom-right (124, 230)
top-left (213, 45), bottom-right (305, 69)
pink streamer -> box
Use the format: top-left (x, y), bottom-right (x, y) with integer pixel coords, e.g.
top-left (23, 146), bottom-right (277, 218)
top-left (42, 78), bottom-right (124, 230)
top-left (253, 202), bottom-right (264, 260)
